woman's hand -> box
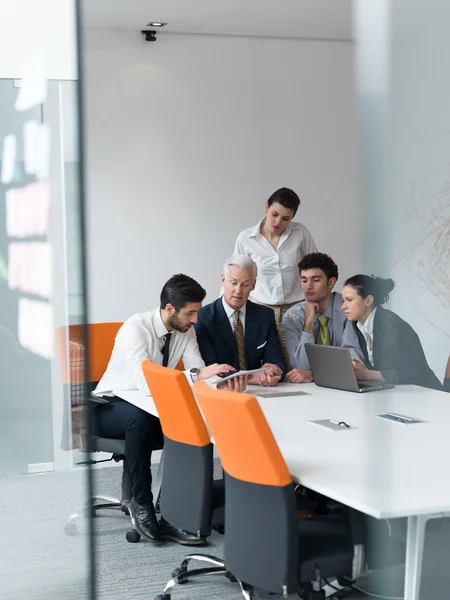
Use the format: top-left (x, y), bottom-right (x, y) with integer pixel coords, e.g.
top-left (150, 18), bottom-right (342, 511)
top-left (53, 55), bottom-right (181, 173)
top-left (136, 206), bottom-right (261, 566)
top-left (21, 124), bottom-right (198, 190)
top-left (351, 358), bottom-right (371, 380)
top-left (352, 358), bottom-right (385, 382)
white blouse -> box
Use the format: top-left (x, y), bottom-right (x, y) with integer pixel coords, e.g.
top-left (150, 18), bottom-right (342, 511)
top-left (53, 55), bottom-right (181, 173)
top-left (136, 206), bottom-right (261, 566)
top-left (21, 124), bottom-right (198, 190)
top-left (357, 307), bottom-right (377, 367)
top-left (233, 218), bottom-right (317, 305)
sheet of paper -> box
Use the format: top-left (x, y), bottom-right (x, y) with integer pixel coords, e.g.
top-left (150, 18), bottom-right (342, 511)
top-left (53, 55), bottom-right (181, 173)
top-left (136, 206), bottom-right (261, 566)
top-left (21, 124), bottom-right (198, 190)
top-left (15, 51), bottom-right (48, 112)
top-left (255, 390), bottom-right (310, 398)
top-left (23, 121), bottom-right (51, 179)
top-left (8, 241), bottom-right (52, 298)
top-left (1, 135), bottom-right (16, 184)
top-left (308, 419), bottom-right (357, 431)
top-left (6, 182), bottom-right (51, 238)
top-left (18, 298), bottom-right (54, 359)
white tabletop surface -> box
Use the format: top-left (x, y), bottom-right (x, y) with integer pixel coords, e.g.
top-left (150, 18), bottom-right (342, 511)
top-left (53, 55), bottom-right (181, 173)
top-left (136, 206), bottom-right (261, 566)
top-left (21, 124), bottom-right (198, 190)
top-left (249, 382), bottom-right (450, 519)
top-left (115, 381), bottom-right (450, 520)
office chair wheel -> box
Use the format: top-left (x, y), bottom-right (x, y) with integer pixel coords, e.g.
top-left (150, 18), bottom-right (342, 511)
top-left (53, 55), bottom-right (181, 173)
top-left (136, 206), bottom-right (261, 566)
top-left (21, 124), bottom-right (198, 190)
top-left (121, 504), bottom-right (130, 516)
top-left (213, 524), bottom-right (225, 534)
top-left (64, 521), bottom-right (78, 536)
top-left (126, 529), bottom-right (141, 543)
top-left (154, 595), bottom-right (171, 600)
top-left (171, 566), bottom-right (189, 584)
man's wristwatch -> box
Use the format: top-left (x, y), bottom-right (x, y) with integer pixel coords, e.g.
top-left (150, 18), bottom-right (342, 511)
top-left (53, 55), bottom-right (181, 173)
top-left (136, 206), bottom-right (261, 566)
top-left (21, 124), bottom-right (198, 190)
top-left (189, 368), bottom-right (200, 383)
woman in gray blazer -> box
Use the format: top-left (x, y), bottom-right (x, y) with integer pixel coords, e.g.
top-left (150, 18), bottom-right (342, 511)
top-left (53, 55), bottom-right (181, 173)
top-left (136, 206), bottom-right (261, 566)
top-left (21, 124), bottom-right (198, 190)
top-left (341, 275), bottom-right (442, 390)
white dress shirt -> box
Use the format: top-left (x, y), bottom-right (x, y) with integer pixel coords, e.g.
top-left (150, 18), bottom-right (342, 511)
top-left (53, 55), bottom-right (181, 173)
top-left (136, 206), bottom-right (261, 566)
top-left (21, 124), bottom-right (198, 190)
top-left (94, 308), bottom-right (205, 416)
top-left (222, 297), bottom-right (246, 333)
top-left (357, 307), bottom-right (377, 367)
top-left (233, 218), bottom-right (317, 305)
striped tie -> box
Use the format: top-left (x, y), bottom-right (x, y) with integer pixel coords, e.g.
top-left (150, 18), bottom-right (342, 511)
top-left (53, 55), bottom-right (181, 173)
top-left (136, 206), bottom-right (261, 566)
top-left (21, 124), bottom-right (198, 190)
top-left (234, 310), bottom-right (246, 370)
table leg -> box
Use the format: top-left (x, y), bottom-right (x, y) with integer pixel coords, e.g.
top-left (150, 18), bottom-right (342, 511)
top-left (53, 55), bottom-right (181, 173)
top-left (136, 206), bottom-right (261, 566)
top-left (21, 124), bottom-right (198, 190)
top-left (404, 514), bottom-right (427, 600)
top-left (151, 450), bottom-right (164, 506)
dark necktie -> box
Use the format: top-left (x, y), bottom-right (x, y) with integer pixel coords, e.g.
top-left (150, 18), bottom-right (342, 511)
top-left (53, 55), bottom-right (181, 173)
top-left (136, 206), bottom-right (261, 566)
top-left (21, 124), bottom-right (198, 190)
top-left (162, 333), bottom-right (172, 367)
top-left (233, 310), bottom-right (246, 370)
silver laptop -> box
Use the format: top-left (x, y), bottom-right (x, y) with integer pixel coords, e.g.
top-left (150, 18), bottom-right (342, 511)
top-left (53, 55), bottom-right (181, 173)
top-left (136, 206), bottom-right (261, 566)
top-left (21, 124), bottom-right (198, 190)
top-left (305, 344), bottom-right (394, 393)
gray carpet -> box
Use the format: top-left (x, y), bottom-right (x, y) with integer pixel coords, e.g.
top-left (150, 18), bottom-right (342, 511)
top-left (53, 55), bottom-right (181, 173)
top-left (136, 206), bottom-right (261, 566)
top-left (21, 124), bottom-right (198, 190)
top-left (2, 463), bottom-right (450, 600)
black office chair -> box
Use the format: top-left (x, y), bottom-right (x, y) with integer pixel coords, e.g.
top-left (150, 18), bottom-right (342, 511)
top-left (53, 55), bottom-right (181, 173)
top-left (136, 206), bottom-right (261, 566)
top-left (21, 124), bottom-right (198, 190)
top-left (62, 385), bottom-right (130, 535)
top-left (138, 361), bottom-right (225, 543)
top-left (139, 361), bottom-right (225, 568)
top-left (56, 323), bottom-right (163, 536)
top-left (192, 382), bottom-right (355, 600)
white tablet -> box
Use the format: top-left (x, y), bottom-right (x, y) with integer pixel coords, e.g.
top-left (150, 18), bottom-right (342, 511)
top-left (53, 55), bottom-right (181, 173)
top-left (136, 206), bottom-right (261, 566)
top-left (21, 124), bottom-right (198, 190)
top-left (217, 367), bottom-right (268, 383)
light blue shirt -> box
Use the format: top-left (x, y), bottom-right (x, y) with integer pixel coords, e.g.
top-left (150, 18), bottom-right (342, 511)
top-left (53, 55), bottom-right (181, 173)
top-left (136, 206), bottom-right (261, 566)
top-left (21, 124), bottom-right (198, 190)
top-left (282, 292), bottom-right (365, 369)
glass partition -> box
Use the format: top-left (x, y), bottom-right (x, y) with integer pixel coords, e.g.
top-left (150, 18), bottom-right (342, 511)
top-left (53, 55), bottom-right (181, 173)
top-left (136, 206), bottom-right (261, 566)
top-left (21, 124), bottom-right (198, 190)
top-left (355, 1), bottom-right (450, 598)
top-left (0, 3), bottom-right (94, 598)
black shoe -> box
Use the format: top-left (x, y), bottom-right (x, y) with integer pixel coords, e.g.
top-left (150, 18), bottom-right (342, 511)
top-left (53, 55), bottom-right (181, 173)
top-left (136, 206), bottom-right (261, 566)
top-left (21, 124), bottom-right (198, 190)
top-left (129, 498), bottom-right (162, 543)
top-left (159, 516), bottom-right (207, 546)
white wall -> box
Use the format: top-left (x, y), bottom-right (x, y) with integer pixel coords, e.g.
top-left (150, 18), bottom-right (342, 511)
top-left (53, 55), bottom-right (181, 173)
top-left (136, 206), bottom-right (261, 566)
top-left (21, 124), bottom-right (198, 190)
top-left (83, 29), bottom-right (361, 322)
top-left (0, 1), bottom-right (77, 79)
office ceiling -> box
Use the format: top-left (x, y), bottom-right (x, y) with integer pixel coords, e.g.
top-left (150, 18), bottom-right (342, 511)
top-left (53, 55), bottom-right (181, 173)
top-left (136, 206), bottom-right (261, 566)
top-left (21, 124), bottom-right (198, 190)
top-left (82, 0), bottom-right (353, 41)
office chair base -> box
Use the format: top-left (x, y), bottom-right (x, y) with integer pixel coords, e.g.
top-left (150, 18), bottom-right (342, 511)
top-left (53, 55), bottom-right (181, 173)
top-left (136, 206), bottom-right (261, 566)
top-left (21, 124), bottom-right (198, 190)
top-left (156, 567), bottom-right (229, 600)
top-left (155, 554), bottom-right (252, 600)
top-left (64, 495), bottom-right (131, 535)
top-left (238, 580), bottom-right (255, 600)
top-left (168, 553), bottom-right (226, 583)
top-left (170, 564), bottom-right (236, 584)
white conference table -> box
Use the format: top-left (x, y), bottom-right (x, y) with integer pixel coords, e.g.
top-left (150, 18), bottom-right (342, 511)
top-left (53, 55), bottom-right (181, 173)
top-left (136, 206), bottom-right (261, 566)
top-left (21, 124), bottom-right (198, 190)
top-left (251, 382), bottom-right (450, 600)
top-left (116, 382), bottom-right (450, 600)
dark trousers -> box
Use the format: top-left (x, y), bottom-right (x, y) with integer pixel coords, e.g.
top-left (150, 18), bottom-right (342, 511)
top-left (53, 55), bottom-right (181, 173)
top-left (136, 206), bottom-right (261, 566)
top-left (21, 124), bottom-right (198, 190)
top-left (94, 398), bottom-right (163, 505)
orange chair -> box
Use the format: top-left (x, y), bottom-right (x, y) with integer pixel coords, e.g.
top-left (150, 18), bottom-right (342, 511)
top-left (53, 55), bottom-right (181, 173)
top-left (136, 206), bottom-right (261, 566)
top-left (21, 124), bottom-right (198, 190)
top-left (193, 381), bottom-right (355, 600)
top-left (140, 361), bottom-right (225, 558)
top-left (56, 322), bottom-right (142, 535)
top-left (56, 322), bottom-right (123, 386)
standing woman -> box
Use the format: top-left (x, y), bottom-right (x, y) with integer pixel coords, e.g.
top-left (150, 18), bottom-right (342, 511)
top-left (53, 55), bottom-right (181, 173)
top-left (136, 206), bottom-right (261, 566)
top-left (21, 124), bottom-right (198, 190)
top-left (341, 275), bottom-right (443, 390)
top-left (233, 188), bottom-right (317, 364)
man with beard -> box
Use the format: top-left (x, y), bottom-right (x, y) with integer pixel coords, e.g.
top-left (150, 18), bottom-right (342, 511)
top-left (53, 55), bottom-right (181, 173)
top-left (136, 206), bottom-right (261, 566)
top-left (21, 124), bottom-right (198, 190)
top-left (282, 253), bottom-right (364, 383)
top-left (94, 274), bottom-right (235, 545)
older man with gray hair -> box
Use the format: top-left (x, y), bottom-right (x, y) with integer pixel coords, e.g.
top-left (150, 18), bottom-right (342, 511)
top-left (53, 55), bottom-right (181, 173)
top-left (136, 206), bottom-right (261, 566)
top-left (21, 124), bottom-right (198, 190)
top-left (195, 255), bottom-right (285, 386)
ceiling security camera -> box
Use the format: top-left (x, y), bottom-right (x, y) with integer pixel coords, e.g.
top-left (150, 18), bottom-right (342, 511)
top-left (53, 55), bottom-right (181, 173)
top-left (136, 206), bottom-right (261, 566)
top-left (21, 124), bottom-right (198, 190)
top-left (141, 30), bottom-right (157, 42)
